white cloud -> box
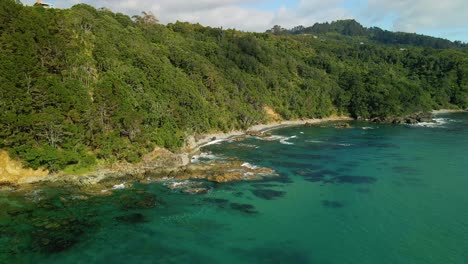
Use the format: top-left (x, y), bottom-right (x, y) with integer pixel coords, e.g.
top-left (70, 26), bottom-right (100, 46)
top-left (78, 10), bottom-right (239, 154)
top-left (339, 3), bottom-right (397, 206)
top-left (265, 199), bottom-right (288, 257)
top-left (24, 0), bottom-right (468, 40)
top-left (366, 0), bottom-right (468, 32)
top-left (26, 0), bottom-right (353, 32)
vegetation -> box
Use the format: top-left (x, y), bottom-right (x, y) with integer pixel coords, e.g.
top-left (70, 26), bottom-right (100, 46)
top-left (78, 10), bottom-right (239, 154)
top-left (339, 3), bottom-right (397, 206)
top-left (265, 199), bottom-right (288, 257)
top-left (0, 1), bottom-right (467, 171)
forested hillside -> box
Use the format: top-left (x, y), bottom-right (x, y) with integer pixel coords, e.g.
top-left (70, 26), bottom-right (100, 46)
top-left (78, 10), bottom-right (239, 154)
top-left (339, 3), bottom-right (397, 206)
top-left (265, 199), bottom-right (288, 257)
top-left (0, 0), bottom-right (467, 171)
top-left (269, 19), bottom-right (467, 49)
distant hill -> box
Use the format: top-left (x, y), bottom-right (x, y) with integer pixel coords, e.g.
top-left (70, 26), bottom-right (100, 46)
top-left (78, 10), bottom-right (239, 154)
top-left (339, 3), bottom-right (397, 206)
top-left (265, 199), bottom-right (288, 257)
top-left (267, 19), bottom-right (467, 49)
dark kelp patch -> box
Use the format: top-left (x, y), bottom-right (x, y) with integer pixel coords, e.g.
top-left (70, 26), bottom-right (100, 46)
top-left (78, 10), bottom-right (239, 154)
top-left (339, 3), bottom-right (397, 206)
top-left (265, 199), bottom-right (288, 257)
top-left (321, 200), bottom-right (345, 208)
top-left (233, 192), bottom-right (244, 197)
top-left (119, 192), bottom-right (158, 210)
top-left (251, 189), bottom-right (286, 200)
top-left (299, 169), bottom-right (377, 185)
top-left (31, 218), bottom-right (96, 254)
top-left (230, 203), bottom-right (258, 214)
top-left (115, 213), bottom-right (147, 224)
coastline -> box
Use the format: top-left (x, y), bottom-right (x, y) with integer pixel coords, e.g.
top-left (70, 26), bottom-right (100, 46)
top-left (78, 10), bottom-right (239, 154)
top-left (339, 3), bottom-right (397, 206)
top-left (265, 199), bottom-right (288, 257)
top-left (190, 116), bottom-right (353, 152)
top-left (0, 116), bottom-right (352, 188)
top-left (3, 109), bottom-right (467, 189)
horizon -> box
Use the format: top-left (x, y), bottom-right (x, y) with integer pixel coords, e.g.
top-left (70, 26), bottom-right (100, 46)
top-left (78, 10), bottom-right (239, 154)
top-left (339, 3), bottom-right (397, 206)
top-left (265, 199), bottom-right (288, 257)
top-left (23, 0), bottom-right (468, 43)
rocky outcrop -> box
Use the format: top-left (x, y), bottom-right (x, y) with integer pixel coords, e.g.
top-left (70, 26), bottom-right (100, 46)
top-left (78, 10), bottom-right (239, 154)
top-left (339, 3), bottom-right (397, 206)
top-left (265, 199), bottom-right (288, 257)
top-left (334, 123), bottom-right (352, 128)
top-left (0, 151), bottom-right (49, 184)
top-left (371, 112), bottom-right (434, 125)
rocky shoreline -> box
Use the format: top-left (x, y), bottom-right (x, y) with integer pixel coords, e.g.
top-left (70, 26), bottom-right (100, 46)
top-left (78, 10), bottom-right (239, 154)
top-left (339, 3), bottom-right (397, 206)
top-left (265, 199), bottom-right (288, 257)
top-left (369, 112), bottom-right (434, 124)
top-left (0, 116), bottom-right (352, 191)
top-left (1, 110), bottom-right (465, 192)
top-left (366, 109), bottom-right (466, 125)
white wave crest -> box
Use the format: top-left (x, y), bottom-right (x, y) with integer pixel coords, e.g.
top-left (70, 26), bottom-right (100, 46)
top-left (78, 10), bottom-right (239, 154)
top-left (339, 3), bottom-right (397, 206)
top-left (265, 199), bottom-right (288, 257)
top-left (241, 162), bottom-right (258, 169)
top-left (191, 152), bottom-right (220, 163)
top-left (262, 135), bottom-right (288, 141)
top-left (280, 135), bottom-right (297, 145)
top-left (306, 140), bottom-right (324, 143)
top-left (411, 118), bottom-right (450, 128)
top-left (200, 138), bottom-right (226, 147)
top-left (112, 183), bottom-right (126, 190)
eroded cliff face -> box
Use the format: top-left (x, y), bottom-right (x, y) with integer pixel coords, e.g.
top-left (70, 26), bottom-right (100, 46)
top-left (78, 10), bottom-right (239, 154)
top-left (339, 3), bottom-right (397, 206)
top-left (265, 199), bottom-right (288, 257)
top-left (0, 151), bottom-right (49, 184)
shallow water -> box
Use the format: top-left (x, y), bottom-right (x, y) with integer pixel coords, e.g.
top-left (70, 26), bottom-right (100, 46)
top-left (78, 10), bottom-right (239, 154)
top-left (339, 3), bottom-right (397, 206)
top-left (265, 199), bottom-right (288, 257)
top-left (1, 113), bottom-right (467, 264)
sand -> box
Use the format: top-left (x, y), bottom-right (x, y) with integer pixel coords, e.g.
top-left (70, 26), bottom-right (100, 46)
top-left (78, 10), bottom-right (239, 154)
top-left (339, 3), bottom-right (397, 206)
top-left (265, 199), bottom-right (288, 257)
top-left (432, 109), bottom-right (466, 114)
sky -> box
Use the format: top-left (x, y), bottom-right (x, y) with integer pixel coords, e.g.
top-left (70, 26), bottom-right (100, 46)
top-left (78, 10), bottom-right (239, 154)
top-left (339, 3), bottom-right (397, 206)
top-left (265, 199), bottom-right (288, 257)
top-left (28, 0), bottom-right (468, 42)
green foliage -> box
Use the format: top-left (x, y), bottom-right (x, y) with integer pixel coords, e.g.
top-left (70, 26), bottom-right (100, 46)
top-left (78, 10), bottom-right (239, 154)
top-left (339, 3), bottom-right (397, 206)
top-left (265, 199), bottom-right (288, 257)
top-left (0, 2), bottom-right (467, 171)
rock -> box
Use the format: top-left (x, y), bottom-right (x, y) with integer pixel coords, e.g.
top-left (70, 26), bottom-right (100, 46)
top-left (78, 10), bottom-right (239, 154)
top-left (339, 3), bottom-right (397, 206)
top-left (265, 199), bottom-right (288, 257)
top-left (378, 112), bottom-right (434, 125)
top-left (246, 131), bottom-right (262, 137)
top-left (207, 171), bottom-right (244, 183)
top-left (415, 112), bottom-right (434, 122)
top-left (335, 123), bottom-right (351, 128)
top-left (405, 118), bottom-right (417, 124)
top-left (254, 167), bottom-right (275, 175)
top-left (234, 135), bottom-right (247, 142)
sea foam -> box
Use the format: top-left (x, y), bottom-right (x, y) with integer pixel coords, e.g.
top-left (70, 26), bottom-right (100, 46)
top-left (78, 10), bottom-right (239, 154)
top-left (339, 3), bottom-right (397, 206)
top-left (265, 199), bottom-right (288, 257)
top-left (280, 135), bottom-right (297, 145)
top-left (191, 152), bottom-right (220, 163)
top-left (241, 162), bottom-right (258, 169)
top-left (411, 118), bottom-right (451, 128)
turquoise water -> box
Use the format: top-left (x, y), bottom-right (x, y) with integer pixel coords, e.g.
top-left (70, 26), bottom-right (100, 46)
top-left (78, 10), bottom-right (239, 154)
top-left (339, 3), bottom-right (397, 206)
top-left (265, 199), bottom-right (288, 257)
top-left (1, 113), bottom-right (467, 263)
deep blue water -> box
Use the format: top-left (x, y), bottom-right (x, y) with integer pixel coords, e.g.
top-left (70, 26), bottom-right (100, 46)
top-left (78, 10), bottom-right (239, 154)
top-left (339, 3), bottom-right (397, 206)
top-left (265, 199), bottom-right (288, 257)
top-left (1, 112), bottom-right (467, 263)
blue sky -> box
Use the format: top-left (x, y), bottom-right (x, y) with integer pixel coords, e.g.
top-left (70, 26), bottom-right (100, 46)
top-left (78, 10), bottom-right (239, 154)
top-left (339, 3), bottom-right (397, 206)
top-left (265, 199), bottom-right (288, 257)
top-left (28, 0), bottom-right (468, 42)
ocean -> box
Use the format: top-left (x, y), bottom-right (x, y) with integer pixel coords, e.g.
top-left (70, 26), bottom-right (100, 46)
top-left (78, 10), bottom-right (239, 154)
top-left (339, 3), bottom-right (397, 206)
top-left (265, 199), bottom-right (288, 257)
top-left (1, 112), bottom-right (467, 263)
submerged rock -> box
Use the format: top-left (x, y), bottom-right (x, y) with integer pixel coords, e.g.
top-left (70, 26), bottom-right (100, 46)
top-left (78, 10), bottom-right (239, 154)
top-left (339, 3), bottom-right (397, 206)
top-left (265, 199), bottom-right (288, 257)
top-left (335, 123), bottom-right (352, 128)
